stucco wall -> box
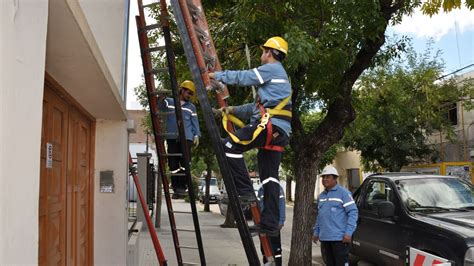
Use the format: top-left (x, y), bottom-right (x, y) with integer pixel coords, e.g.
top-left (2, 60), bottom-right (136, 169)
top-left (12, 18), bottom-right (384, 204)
top-left (94, 119), bottom-right (129, 265)
top-left (333, 150), bottom-right (363, 188)
top-left (0, 0), bottom-right (49, 263)
top-left (78, 0), bottom-right (128, 95)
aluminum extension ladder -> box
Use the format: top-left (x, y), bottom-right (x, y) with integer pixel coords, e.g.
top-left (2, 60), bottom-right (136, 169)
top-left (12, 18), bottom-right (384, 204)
top-left (170, 0), bottom-right (275, 264)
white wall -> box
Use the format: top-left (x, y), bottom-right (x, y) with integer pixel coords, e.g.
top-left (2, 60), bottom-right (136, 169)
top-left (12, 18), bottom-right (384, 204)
top-left (0, 0), bottom-right (49, 263)
top-left (94, 119), bottom-right (129, 265)
top-left (78, 0), bottom-right (127, 94)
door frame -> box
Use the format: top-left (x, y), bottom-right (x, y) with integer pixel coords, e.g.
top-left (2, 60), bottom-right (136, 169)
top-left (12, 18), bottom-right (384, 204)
top-left (43, 73), bottom-right (95, 265)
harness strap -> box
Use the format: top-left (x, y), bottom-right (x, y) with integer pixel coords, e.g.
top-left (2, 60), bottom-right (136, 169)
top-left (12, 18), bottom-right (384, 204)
top-left (221, 95), bottom-right (291, 149)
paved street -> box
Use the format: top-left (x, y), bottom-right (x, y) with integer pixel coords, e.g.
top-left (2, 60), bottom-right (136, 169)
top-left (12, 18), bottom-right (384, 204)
top-left (138, 199), bottom-right (324, 265)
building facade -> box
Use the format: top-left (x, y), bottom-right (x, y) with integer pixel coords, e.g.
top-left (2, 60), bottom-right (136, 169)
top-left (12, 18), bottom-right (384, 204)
top-left (427, 70), bottom-right (474, 163)
top-left (1, 0), bottom-right (131, 264)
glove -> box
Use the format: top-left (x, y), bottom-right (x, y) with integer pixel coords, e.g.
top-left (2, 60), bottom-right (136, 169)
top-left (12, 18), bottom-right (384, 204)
top-left (221, 106), bottom-right (234, 115)
top-left (212, 108), bottom-right (222, 117)
top-left (193, 135), bottom-right (199, 147)
top-left (212, 106), bottom-right (234, 117)
top-left (207, 79), bottom-right (225, 92)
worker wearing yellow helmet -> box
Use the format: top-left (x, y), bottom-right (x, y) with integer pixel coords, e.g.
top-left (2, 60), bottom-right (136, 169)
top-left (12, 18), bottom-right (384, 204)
top-left (208, 36), bottom-right (291, 262)
top-left (260, 36), bottom-right (288, 61)
top-left (157, 80), bottom-right (201, 198)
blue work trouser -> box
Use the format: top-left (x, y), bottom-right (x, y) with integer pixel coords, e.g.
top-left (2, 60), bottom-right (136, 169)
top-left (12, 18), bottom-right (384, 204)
top-left (222, 123), bottom-right (288, 230)
top-left (321, 241), bottom-right (349, 266)
top-left (166, 139), bottom-right (192, 191)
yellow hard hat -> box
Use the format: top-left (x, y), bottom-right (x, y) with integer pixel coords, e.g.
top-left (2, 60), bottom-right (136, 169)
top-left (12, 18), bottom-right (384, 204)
top-left (261, 36), bottom-right (288, 55)
top-left (180, 80), bottom-right (195, 93)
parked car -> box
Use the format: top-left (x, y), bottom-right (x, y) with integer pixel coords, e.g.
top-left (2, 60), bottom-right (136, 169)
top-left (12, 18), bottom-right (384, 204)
top-left (198, 184), bottom-right (220, 204)
top-left (350, 173), bottom-right (474, 265)
top-left (218, 178), bottom-right (261, 219)
top-left (198, 177), bottom-right (218, 191)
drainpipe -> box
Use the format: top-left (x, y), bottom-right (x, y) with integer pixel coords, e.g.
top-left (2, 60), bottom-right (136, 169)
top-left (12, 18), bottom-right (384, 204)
top-left (121, 0), bottom-right (131, 102)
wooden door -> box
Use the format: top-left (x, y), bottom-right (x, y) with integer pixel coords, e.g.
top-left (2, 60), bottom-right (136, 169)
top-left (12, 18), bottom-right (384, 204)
top-left (66, 108), bottom-right (91, 265)
top-left (39, 86), bottom-right (69, 265)
top-left (40, 78), bottom-right (93, 265)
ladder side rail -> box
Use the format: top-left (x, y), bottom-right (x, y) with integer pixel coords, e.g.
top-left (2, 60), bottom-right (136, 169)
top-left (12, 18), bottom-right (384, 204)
top-left (170, 0), bottom-right (261, 264)
top-left (186, 1), bottom-right (223, 74)
top-left (158, 1), bottom-right (206, 265)
top-left (183, 0), bottom-right (233, 133)
top-left (134, 5), bottom-right (184, 263)
top-left (129, 153), bottom-right (167, 265)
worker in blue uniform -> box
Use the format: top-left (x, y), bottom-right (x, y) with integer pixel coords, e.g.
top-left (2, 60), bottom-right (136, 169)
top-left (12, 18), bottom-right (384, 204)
top-left (257, 184), bottom-right (285, 265)
top-left (158, 80), bottom-right (201, 199)
top-left (209, 36), bottom-right (291, 236)
top-left (312, 165), bottom-right (358, 266)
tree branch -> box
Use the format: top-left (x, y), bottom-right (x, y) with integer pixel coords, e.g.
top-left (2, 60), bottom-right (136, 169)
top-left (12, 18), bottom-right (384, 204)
top-left (306, 0), bottom-right (406, 161)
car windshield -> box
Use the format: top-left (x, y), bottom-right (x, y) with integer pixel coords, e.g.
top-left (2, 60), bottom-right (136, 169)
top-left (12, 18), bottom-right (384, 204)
top-left (209, 186), bottom-right (220, 194)
top-left (398, 178), bottom-right (474, 211)
top-left (200, 178), bottom-right (218, 187)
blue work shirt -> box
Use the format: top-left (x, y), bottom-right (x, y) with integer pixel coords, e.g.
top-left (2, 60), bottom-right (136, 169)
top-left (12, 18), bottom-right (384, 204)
top-left (313, 184), bottom-right (358, 241)
top-left (158, 98), bottom-right (200, 141)
top-left (257, 185), bottom-right (286, 226)
top-left (213, 62), bottom-right (292, 137)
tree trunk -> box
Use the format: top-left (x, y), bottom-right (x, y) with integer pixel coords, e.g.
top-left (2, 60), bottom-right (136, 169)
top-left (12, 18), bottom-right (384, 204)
top-left (289, 160), bottom-right (318, 265)
top-left (286, 175), bottom-right (293, 202)
top-left (220, 204), bottom-right (236, 228)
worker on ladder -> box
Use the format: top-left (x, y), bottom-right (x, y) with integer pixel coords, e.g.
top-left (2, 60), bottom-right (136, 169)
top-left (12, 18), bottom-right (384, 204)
top-left (209, 36), bottom-right (291, 237)
top-left (158, 80), bottom-right (201, 199)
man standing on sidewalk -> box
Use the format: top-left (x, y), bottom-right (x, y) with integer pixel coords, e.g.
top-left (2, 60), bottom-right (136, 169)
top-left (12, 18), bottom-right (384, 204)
top-left (158, 80), bottom-right (201, 198)
top-left (312, 165), bottom-right (358, 266)
top-left (209, 36), bottom-right (292, 236)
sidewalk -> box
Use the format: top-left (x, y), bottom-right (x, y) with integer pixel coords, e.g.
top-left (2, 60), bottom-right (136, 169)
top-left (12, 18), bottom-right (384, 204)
top-left (138, 199), bottom-right (324, 265)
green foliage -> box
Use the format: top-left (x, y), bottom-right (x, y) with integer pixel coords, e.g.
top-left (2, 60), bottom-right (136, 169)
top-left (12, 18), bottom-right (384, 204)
top-left (343, 43), bottom-right (472, 171)
top-left (421, 0), bottom-right (474, 16)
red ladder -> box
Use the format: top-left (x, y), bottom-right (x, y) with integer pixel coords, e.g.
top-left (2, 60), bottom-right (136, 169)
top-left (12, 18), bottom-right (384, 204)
top-left (135, 0), bottom-right (206, 265)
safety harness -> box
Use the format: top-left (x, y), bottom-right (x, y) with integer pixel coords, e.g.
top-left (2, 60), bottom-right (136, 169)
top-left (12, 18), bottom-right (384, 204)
top-left (222, 95), bottom-right (292, 151)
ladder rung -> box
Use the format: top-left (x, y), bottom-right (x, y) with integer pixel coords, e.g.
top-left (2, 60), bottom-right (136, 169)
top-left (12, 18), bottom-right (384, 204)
top-left (168, 172), bottom-right (186, 177)
top-left (147, 67), bottom-right (168, 75)
top-left (182, 262), bottom-right (199, 266)
top-left (144, 46), bottom-right (166, 53)
top-left (162, 153), bottom-right (183, 157)
top-left (175, 228), bottom-right (195, 232)
top-left (150, 89), bottom-right (172, 95)
top-left (142, 2), bottom-right (159, 9)
top-left (171, 211), bottom-right (192, 214)
top-left (141, 23), bottom-right (161, 32)
top-left (193, 25), bottom-right (208, 41)
top-left (152, 111), bottom-right (174, 117)
top-left (158, 132), bottom-right (179, 137)
top-left (178, 245), bottom-right (199, 250)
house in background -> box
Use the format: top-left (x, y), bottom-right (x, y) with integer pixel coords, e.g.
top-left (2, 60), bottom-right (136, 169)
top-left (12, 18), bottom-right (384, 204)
top-left (2, 0), bottom-right (132, 264)
top-left (427, 70), bottom-right (474, 163)
top-left (410, 69), bottom-right (474, 184)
